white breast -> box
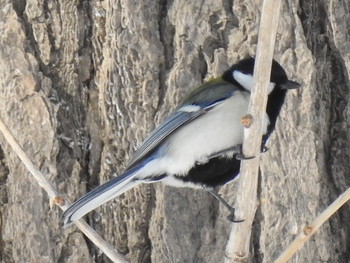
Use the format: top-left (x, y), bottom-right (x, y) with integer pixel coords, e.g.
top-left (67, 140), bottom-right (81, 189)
top-left (137, 90), bottom-right (270, 179)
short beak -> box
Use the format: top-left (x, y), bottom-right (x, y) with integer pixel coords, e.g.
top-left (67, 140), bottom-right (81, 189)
top-left (280, 80), bottom-right (301, 90)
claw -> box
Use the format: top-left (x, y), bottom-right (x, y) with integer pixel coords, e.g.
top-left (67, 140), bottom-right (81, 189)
top-left (235, 154), bottom-right (255, 160)
top-left (227, 211), bottom-right (245, 223)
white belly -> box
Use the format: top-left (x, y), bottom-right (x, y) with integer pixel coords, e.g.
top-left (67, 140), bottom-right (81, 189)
top-left (138, 91), bottom-right (269, 178)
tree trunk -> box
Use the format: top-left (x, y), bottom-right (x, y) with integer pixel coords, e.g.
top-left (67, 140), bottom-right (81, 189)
top-left (0, 0), bottom-right (349, 262)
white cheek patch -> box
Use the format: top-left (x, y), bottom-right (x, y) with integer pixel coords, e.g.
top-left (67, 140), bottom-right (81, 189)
top-left (233, 71), bottom-right (276, 94)
top-left (233, 71), bottom-right (254, 92)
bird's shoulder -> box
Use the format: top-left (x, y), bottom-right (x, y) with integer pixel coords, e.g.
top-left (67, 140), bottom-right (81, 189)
top-left (179, 77), bottom-right (239, 108)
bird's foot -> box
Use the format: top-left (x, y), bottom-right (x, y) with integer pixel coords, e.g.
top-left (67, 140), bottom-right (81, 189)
top-left (227, 208), bottom-right (245, 223)
top-left (235, 153), bottom-right (255, 160)
top-left (235, 143), bottom-right (269, 160)
top-left (209, 145), bottom-right (243, 159)
top-left (234, 144), bottom-right (255, 160)
top-left (206, 188), bottom-right (244, 223)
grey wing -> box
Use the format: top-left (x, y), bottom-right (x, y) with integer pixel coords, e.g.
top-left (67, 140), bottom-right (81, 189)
top-left (126, 109), bottom-right (208, 169)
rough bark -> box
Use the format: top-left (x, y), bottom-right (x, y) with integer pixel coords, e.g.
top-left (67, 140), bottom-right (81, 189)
top-left (0, 0), bottom-right (349, 262)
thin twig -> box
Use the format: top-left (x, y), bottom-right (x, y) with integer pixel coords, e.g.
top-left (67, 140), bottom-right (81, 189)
top-left (224, 0), bottom-right (281, 262)
top-left (274, 187), bottom-right (350, 263)
top-left (0, 118), bottom-right (128, 263)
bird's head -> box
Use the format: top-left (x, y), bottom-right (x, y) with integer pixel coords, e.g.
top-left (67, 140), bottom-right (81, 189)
top-left (222, 57), bottom-right (300, 93)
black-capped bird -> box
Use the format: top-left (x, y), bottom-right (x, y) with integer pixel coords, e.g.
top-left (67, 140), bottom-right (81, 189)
top-left (62, 57), bottom-right (300, 226)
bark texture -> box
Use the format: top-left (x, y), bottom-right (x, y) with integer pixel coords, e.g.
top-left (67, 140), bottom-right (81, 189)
top-left (0, 0), bottom-right (349, 262)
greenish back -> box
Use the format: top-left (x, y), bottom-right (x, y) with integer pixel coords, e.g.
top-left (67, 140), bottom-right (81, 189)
top-left (179, 78), bottom-right (237, 108)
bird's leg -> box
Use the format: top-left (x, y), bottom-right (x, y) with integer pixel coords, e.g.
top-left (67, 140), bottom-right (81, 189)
top-left (205, 187), bottom-right (244, 223)
top-left (209, 144), bottom-right (268, 161)
top-left (208, 144), bottom-right (255, 160)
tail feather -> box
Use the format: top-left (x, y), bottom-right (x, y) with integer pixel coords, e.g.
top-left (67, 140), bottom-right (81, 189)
top-left (62, 167), bottom-right (141, 227)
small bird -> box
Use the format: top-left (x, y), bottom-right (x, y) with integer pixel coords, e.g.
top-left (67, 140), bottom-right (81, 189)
top-left (62, 57), bottom-right (300, 226)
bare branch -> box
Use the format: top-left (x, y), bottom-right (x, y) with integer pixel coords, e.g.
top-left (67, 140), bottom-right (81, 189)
top-left (225, 0), bottom-right (282, 262)
top-left (274, 187), bottom-right (350, 263)
top-left (0, 118), bottom-right (128, 263)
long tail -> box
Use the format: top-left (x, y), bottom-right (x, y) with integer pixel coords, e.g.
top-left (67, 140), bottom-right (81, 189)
top-left (62, 165), bottom-right (142, 227)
